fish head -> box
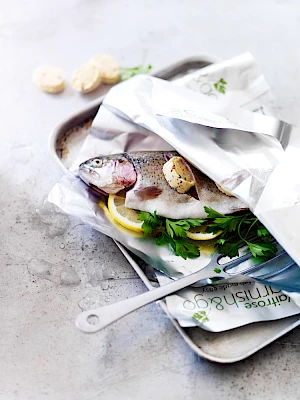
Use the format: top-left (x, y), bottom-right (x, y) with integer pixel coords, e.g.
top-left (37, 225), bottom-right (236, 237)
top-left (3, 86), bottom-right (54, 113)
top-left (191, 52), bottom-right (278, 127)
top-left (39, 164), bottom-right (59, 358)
top-left (79, 155), bottom-right (137, 195)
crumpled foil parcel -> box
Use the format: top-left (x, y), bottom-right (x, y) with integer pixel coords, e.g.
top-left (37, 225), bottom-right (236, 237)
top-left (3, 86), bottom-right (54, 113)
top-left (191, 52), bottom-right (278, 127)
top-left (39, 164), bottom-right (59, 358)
top-left (48, 53), bottom-right (300, 329)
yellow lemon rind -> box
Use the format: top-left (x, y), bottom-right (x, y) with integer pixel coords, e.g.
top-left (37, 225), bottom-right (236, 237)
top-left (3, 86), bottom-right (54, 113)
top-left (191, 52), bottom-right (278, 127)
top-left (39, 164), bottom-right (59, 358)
top-left (186, 230), bottom-right (223, 241)
top-left (107, 195), bottom-right (143, 233)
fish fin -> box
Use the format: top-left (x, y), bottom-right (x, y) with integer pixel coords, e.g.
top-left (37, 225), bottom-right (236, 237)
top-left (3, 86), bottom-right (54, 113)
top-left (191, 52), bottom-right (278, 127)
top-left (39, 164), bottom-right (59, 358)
top-left (187, 185), bottom-right (199, 200)
top-left (134, 186), bottom-right (163, 200)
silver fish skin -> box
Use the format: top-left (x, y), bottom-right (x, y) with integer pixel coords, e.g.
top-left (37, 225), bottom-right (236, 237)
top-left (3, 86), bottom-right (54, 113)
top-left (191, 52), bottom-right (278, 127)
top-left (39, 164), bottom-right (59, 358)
top-left (79, 151), bottom-right (247, 219)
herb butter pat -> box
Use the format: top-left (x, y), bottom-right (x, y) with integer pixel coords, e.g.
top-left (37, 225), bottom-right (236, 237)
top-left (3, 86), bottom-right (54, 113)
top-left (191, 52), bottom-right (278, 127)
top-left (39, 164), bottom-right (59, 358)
top-left (162, 156), bottom-right (195, 194)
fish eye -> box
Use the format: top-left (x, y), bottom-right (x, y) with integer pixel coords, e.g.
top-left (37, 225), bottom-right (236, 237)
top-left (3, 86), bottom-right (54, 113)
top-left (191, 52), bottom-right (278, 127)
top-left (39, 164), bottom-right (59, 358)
top-left (91, 159), bottom-right (102, 167)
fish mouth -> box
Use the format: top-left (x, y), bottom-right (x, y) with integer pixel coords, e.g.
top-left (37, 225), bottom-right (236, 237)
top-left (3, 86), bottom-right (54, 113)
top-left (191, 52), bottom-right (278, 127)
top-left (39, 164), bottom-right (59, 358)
top-left (79, 164), bottom-right (101, 182)
top-left (78, 165), bottom-right (108, 196)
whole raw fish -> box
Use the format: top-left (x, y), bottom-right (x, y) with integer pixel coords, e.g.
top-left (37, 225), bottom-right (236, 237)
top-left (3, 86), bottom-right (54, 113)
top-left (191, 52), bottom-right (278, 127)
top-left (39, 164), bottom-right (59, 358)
top-left (79, 151), bottom-right (247, 219)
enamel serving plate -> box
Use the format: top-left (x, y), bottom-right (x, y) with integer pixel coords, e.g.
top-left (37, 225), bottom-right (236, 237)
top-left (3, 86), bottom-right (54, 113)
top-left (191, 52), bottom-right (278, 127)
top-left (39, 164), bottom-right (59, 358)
top-left (49, 56), bottom-right (300, 363)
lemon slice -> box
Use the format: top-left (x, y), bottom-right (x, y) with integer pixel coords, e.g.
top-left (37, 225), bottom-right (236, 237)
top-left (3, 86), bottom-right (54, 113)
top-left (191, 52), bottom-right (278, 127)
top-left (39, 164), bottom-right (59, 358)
top-left (108, 194), bottom-right (143, 232)
top-left (186, 225), bottom-right (222, 241)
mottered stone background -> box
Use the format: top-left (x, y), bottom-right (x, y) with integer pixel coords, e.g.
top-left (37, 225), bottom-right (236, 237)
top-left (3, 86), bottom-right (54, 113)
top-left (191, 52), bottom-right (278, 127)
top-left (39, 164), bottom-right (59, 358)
top-left (1, 0), bottom-right (300, 399)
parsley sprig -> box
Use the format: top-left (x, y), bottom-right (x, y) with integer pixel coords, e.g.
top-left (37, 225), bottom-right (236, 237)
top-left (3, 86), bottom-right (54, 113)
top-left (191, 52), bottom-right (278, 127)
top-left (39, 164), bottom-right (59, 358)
top-left (204, 206), bottom-right (277, 259)
top-left (137, 207), bottom-right (277, 260)
top-left (120, 65), bottom-right (152, 81)
top-left (137, 211), bottom-right (205, 259)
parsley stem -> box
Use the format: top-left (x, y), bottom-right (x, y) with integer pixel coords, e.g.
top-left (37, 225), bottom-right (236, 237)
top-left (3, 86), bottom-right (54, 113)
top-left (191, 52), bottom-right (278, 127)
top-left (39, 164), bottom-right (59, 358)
top-left (237, 214), bottom-right (250, 242)
top-left (244, 218), bottom-right (258, 241)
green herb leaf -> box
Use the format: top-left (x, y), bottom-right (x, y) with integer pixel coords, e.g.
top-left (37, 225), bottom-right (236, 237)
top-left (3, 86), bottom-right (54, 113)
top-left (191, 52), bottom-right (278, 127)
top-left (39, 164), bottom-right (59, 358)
top-left (257, 225), bottom-right (270, 237)
top-left (246, 242), bottom-right (277, 258)
top-left (204, 206), bottom-right (224, 219)
top-left (184, 218), bottom-right (206, 227)
top-left (166, 219), bottom-right (190, 238)
top-left (138, 210), bottom-right (162, 235)
top-left (217, 241), bottom-right (241, 258)
top-left (155, 232), bottom-right (172, 247)
top-left (214, 268), bottom-right (222, 274)
top-left (173, 239), bottom-right (200, 259)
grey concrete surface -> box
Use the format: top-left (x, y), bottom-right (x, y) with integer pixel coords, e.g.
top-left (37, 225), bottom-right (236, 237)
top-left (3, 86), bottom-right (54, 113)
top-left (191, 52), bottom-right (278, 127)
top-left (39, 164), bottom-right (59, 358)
top-left (2, 0), bottom-right (300, 399)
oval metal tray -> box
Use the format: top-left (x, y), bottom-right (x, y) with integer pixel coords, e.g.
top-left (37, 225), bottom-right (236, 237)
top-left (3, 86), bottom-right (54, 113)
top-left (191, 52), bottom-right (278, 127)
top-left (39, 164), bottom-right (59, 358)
top-left (49, 56), bottom-right (300, 363)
